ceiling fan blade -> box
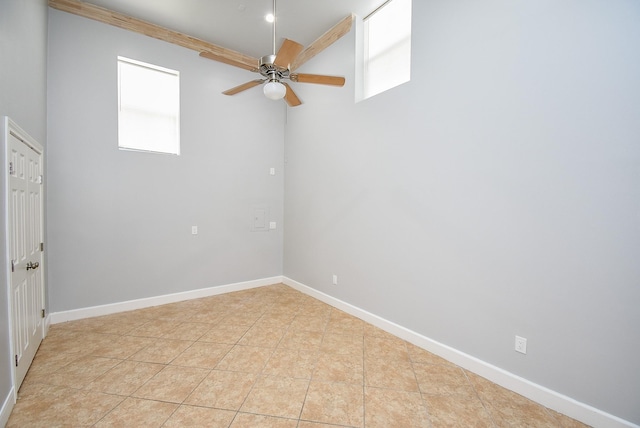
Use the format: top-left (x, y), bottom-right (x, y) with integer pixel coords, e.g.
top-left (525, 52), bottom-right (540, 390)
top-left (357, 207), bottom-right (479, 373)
top-left (274, 39), bottom-right (304, 70)
top-left (222, 79), bottom-right (265, 95)
top-left (291, 14), bottom-right (354, 71)
top-left (200, 51), bottom-right (259, 72)
top-left (290, 73), bottom-right (345, 87)
top-left (283, 83), bottom-right (302, 107)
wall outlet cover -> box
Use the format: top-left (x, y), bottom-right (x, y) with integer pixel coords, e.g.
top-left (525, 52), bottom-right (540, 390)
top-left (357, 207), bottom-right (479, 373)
top-left (515, 336), bottom-right (527, 354)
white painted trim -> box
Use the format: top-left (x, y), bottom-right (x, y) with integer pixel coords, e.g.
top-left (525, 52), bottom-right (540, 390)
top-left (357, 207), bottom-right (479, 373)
top-left (50, 276), bottom-right (283, 324)
top-left (283, 276), bottom-right (639, 428)
top-left (0, 386), bottom-right (16, 428)
top-left (44, 313), bottom-right (51, 336)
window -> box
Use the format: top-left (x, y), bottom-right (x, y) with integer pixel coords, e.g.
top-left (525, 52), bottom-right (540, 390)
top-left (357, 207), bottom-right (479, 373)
top-left (363, 0), bottom-right (412, 99)
top-left (117, 57), bottom-right (180, 155)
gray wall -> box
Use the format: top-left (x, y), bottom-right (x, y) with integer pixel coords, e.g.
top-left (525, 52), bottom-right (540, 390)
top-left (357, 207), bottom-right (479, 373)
top-left (0, 0), bottom-right (48, 415)
top-left (284, 0), bottom-right (640, 424)
top-left (46, 10), bottom-right (284, 312)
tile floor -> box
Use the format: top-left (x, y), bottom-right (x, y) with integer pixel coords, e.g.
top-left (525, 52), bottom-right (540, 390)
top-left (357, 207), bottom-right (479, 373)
top-left (8, 284), bottom-right (589, 427)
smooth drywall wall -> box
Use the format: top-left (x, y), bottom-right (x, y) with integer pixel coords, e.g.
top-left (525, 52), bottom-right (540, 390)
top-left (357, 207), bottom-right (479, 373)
top-left (0, 0), bottom-right (48, 419)
top-left (47, 10), bottom-right (284, 312)
top-left (284, 0), bottom-right (640, 424)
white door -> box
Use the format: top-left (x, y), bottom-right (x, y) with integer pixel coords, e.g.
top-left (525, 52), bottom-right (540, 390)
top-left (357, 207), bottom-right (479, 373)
top-left (7, 119), bottom-right (44, 389)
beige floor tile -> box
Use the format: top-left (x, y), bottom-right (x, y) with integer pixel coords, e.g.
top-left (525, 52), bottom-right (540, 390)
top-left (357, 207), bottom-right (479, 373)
top-left (301, 381), bottom-right (364, 427)
top-left (364, 335), bottom-right (410, 361)
top-left (184, 369), bottom-right (257, 410)
top-left (128, 338), bottom-right (193, 364)
top-left (198, 324), bottom-right (250, 344)
top-left (278, 329), bottom-right (324, 351)
top-left (42, 331), bottom-right (107, 356)
top-left (216, 344), bottom-right (273, 373)
top-left (223, 311), bottom-right (264, 326)
top-left (258, 311), bottom-right (298, 327)
top-left (64, 313), bottom-right (146, 335)
top-left (424, 394), bottom-right (494, 427)
top-left (237, 324), bottom-right (287, 348)
top-left (313, 352), bottom-right (364, 384)
top-left (407, 343), bottom-right (458, 367)
top-left (86, 360), bottom-right (164, 395)
top-left (187, 310), bottom-right (227, 324)
top-left (8, 384), bottom-right (124, 427)
top-left (240, 375), bottom-right (310, 418)
top-left (263, 348), bottom-right (319, 379)
top-left (161, 321), bottom-right (214, 341)
top-left (466, 371), bottom-right (531, 406)
top-left (298, 422), bottom-right (348, 428)
top-left (288, 315), bottom-right (330, 333)
top-left (326, 313), bottom-right (365, 336)
top-left (413, 362), bottom-right (476, 397)
top-left (152, 303), bottom-right (196, 321)
top-left (484, 400), bottom-right (560, 428)
top-left (127, 319), bottom-right (179, 338)
top-left (230, 413), bottom-right (298, 428)
top-left (132, 365), bottom-right (210, 403)
top-left (93, 397), bottom-right (178, 427)
top-left (465, 369), bottom-right (556, 428)
top-left (163, 405), bottom-right (236, 427)
top-left (171, 341), bottom-right (233, 369)
top-left (364, 387), bottom-right (430, 427)
top-left (320, 333), bottom-right (364, 356)
top-left (364, 323), bottom-right (401, 339)
top-left (364, 357), bottom-right (419, 392)
top-left (302, 302), bottom-right (333, 318)
top-left (90, 334), bottom-right (155, 359)
top-left (549, 409), bottom-right (592, 427)
top-left (45, 355), bottom-right (121, 388)
top-left (21, 351), bottom-right (82, 386)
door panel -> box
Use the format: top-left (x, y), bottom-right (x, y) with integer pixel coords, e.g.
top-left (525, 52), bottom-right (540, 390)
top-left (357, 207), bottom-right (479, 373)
top-left (8, 125), bottom-right (44, 389)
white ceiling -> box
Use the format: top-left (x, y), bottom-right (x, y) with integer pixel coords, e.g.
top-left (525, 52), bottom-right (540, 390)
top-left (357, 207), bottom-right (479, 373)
top-left (83, 0), bottom-right (385, 59)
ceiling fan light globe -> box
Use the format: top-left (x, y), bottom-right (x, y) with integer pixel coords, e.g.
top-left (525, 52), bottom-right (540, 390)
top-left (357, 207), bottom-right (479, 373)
top-left (263, 80), bottom-right (286, 100)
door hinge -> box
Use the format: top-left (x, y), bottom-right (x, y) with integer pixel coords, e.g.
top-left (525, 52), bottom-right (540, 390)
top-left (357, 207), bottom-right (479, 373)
top-left (40, 242), bottom-right (44, 252)
top-left (9, 161), bottom-right (14, 175)
top-left (41, 309), bottom-right (46, 318)
top-left (15, 355), bottom-right (18, 367)
top-left (11, 260), bottom-right (15, 273)
top-left (38, 174), bottom-right (43, 184)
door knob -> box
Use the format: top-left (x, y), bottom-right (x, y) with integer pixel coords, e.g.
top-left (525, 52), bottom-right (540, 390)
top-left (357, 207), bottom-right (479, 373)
top-left (26, 261), bottom-right (40, 271)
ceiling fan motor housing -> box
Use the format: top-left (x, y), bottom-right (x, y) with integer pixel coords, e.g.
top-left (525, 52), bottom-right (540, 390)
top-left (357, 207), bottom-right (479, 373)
top-left (260, 54), bottom-right (290, 82)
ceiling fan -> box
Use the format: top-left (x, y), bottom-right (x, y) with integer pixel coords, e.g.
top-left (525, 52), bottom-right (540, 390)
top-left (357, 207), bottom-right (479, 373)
top-left (199, 0), bottom-right (352, 107)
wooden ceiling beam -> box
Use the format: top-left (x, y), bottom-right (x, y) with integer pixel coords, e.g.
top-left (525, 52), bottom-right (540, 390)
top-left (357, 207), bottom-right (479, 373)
top-left (291, 14), bottom-right (354, 72)
top-left (48, 0), bottom-right (259, 70)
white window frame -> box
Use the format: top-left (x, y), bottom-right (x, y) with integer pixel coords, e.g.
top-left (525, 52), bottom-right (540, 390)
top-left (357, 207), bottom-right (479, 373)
top-left (117, 56), bottom-right (180, 155)
top-left (362, 0), bottom-right (412, 99)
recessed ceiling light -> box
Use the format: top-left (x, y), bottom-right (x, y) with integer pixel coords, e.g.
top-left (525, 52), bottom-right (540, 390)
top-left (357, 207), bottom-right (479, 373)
top-left (265, 13), bottom-right (275, 23)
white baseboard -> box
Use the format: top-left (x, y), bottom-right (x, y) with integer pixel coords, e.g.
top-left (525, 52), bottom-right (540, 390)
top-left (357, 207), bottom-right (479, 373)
top-left (283, 276), bottom-right (638, 428)
top-left (50, 276), bottom-right (283, 324)
top-left (0, 386), bottom-right (16, 428)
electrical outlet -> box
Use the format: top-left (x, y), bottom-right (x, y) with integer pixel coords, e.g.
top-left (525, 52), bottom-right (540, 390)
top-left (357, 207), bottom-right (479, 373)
top-left (515, 336), bottom-right (527, 354)
top-left (191, 226), bottom-right (198, 235)
top-left (332, 275), bottom-right (338, 285)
